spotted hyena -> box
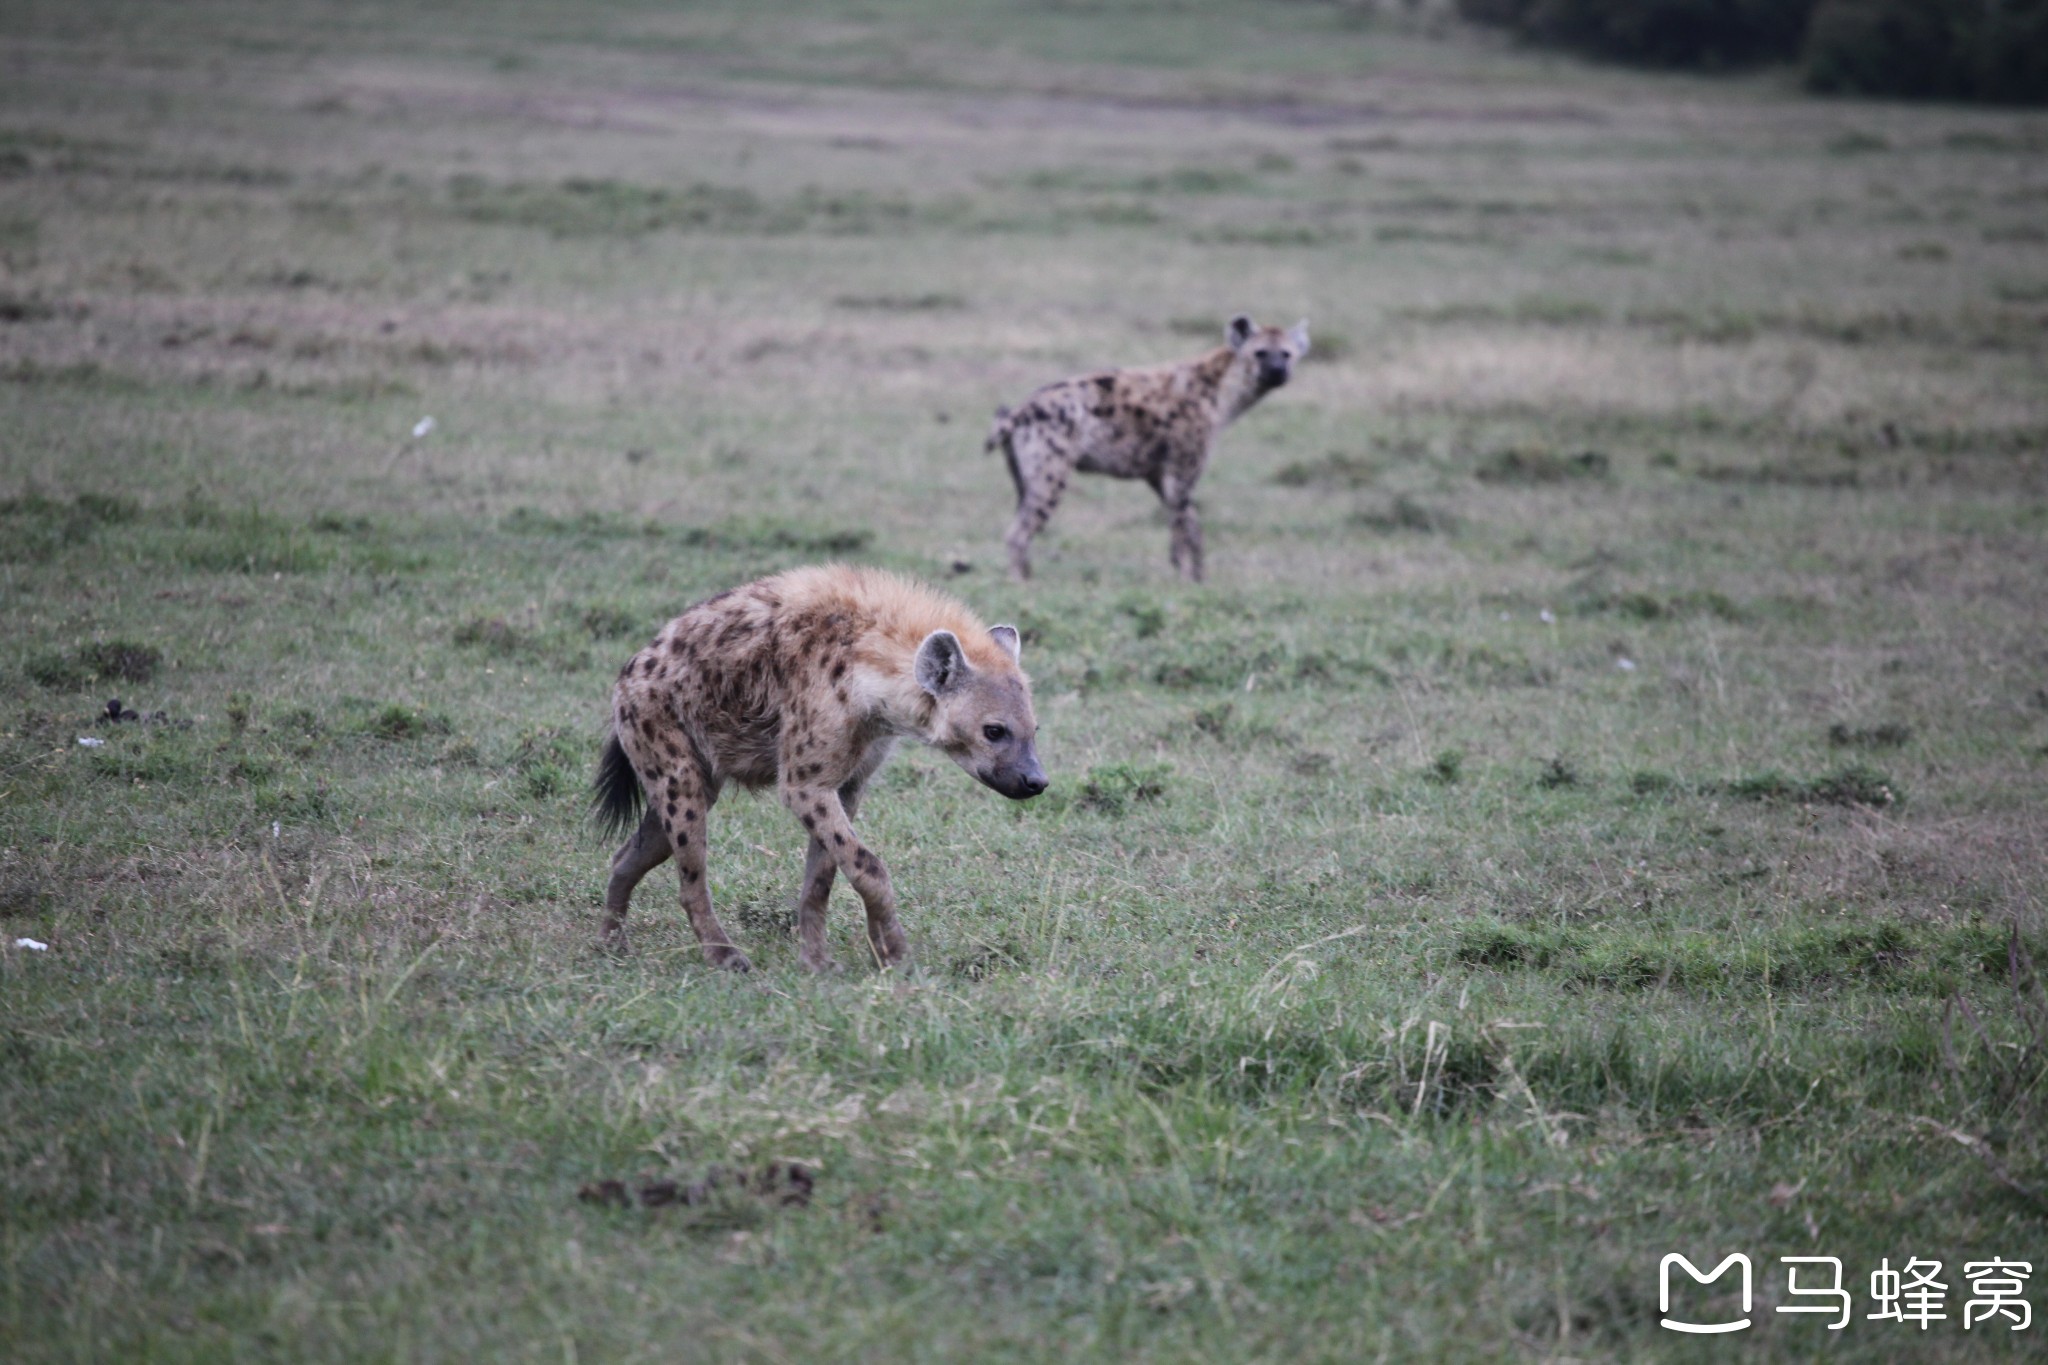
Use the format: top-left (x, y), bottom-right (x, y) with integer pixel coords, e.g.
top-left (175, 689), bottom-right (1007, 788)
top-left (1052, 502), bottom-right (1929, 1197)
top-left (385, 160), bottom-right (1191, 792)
top-left (988, 314), bottom-right (1310, 582)
top-left (592, 564), bottom-right (1047, 972)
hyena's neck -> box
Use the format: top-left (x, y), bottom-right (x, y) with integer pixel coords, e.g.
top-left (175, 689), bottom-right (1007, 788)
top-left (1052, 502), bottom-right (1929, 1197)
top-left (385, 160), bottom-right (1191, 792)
top-left (1190, 347), bottom-right (1264, 425)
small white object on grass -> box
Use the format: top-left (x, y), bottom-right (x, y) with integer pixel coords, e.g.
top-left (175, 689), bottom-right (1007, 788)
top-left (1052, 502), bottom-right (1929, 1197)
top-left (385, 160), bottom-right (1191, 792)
top-left (1539, 608), bottom-right (1556, 624)
top-left (1616, 657), bottom-right (1637, 672)
top-left (412, 416), bottom-right (437, 439)
top-left (272, 821), bottom-right (281, 839)
top-left (14, 938), bottom-right (48, 952)
top-left (76, 736), bottom-right (105, 748)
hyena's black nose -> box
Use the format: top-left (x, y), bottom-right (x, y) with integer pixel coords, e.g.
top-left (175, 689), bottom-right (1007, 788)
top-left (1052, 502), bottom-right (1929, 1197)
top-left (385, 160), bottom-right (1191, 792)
top-left (1017, 773), bottom-right (1048, 798)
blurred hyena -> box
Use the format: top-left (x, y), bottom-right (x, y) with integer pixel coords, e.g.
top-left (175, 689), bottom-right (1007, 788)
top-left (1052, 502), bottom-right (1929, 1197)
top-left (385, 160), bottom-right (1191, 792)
top-left (592, 564), bottom-right (1048, 972)
top-left (987, 314), bottom-right (1309, 582)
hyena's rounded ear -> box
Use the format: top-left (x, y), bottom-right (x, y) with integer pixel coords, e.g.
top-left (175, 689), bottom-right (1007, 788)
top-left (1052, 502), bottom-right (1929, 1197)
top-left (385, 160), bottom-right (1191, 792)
top-left (988, 624), bottom-right (1021, 663)
top-left (914, 629), bottom-right (969, 696)
top-left (1288, 318), bottom-right (1311, 356)
top-left (1226, 315), bottom-right (1255, 349)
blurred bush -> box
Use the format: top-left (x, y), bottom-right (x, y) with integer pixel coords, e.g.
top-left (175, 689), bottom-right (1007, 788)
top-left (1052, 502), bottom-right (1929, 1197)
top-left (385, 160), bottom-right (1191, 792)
top-left (1458, 0), bottom-right (2048, 103)
top-left (1456, 0), bottom-right (1817, 68)
top-left (1803, 0), bottom-right (2048, 104)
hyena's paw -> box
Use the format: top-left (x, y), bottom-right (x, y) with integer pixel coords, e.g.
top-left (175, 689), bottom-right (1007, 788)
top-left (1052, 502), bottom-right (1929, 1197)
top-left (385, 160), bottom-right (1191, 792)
top-left (798, 946), bottom-right (843, 975)
top-left (705, 944), bottom-right (754, 973)
top-left (866, 919), bottom-right (912, 969)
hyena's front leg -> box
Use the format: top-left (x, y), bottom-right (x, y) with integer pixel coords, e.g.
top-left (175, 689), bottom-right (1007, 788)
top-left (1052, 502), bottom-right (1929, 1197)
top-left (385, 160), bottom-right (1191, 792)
top-left (1004, 429), bottom-right (1075, 582)
top-left (1157, 469), bottom-right (1204, 583)
top-left (793, 835), bottom-right (838, 973)
top-left (602, 806), bottom-right (671, 950)
top-left (781, 781), bottom-right (908, 968)
top-left (792, 772), bottom-right (873, 973)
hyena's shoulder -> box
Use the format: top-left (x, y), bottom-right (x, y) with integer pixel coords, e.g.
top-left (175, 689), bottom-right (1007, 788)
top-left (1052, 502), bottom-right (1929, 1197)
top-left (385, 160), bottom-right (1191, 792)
top-left (1089, 349), bottom-right (1229, 433)
top-left (1112, 346), bottom-right (1231, 404)
top-left (1029, 351), bottom-right (1215, 415)
top-left (764, 565), bottom-right (1010, 687)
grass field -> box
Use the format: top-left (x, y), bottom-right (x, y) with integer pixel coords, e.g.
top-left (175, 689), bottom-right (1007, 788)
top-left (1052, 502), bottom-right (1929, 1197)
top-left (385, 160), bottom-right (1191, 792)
top-left (4, 1), bottom-right (2047, 1359)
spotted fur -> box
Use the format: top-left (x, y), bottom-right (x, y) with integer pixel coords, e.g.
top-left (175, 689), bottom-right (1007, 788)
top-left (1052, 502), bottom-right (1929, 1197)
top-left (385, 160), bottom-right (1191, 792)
top-left (988, 314), bottom-right (1309, 582)
top-left (593, 564), bottom-right (1046, 972)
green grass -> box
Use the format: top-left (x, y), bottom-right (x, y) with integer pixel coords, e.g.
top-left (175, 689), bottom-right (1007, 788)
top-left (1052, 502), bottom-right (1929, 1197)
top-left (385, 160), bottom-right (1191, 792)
top-left (3, 1), bottom-right (2047, 1360)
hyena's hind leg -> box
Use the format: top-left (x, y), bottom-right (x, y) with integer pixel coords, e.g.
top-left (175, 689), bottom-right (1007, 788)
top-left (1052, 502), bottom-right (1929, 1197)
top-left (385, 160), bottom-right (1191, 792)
top-left (602, 806), bottom-right (671, 950)
top-left (1003, 428), bottom-right (1076, 581)
top-left (659, 764), bottom-right (749, 972)
top-left (595, 732), bottom-right (669, 949)
top-left (610, 723), bottom-right (750, 971)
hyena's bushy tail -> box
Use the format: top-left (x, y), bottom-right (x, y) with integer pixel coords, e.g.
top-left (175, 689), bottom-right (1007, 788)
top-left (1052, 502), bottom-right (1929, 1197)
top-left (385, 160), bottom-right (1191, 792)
top-left (591, 730), bottom-right (645, 840)
top-left (984, 405), bottom-right (1014, 454)
top-left (986, 405), bottom-right (1024, 500)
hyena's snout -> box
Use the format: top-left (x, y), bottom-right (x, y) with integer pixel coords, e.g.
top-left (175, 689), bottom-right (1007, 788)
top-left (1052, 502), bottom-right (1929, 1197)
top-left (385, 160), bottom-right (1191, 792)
top-left (981, 743), bottom-right (1048, 800)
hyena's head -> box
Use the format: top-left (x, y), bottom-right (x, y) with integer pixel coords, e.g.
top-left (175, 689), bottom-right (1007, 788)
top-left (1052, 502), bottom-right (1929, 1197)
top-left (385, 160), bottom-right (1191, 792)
top-left (913, 626), bottom-right (1047, 800)
top-left (1226, 315), bottom-right (1311, 393)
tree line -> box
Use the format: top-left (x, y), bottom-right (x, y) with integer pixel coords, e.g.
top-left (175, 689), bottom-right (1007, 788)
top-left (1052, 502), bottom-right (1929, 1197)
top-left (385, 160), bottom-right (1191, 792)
top-left (1457, 0), bottom-right (2048, 104)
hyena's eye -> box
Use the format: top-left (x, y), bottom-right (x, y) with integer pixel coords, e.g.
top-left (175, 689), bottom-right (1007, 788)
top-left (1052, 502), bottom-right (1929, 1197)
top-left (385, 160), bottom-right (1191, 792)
top-left (982, 723), bottom-right (1010, 743)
